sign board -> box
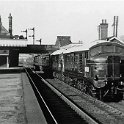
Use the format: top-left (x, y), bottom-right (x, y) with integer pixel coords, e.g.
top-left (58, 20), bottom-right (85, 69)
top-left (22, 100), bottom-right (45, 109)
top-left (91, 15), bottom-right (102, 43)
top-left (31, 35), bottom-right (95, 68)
top-left (85, 67), bottom-right (89, 72)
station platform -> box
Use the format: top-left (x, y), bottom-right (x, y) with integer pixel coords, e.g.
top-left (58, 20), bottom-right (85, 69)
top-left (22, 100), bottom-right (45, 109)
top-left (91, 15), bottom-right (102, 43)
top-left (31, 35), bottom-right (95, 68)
top-left (0, 69), bottom-right (47, 124)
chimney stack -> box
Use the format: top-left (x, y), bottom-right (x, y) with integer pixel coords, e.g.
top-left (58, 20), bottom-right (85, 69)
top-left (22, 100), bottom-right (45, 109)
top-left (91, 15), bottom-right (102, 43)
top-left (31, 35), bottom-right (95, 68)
top-left (98, 19), bottom-right (108, 40)
top-left (113, 16), bottom-right (118, 37)
top-left (8, 13), bottom-right (12, 38)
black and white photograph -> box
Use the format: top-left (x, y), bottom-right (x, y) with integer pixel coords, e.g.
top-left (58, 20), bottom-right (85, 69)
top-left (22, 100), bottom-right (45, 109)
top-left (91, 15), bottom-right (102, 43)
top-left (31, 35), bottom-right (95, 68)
top-left (0, 0), bottom-right (124, 123)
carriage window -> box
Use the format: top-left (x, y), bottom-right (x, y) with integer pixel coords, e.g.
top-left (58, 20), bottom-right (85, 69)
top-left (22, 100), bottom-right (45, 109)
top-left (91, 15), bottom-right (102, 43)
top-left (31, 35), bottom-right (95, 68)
top-left (70, 53), bottom-right (74, 62)
top-left (54, 56), bottom-right (58, 62)
top-left (85, 51), bottom-right (88, 59)
top-left (75, 54), bottom-right (79, 64)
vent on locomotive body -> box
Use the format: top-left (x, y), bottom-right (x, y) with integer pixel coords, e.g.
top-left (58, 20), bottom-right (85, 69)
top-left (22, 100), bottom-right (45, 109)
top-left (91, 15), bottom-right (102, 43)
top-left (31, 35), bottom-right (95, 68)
top-left (107, 56), bottom-right (120, 79)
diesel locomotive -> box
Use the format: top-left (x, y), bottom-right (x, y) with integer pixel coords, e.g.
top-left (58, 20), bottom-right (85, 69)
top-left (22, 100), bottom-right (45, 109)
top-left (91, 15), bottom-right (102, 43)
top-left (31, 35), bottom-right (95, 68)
top-left (33, 40), bottom-right (124, 101)
top-left (88, 41), bottom-right (124, 100)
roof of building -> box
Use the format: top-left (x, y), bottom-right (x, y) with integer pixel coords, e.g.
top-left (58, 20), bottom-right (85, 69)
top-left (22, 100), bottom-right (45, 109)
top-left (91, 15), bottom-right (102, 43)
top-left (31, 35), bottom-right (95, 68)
top-left (0, 25), bottom-right (10, 38)
top-left (0, 38), bottom-right (27, 47)
top-left (0, 15), bottom-right (10, 38)
top-left (55, 36), bottom-right (72, 48)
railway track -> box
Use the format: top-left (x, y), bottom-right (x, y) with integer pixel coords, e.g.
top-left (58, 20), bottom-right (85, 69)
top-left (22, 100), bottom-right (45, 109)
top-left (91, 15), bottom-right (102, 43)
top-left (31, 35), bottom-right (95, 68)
top-left (46, 77), bottom-right (124, 124)
top-left (24, 67), bottom-right (99, 124)
top-left (107, 100), bottom-right (124, 113)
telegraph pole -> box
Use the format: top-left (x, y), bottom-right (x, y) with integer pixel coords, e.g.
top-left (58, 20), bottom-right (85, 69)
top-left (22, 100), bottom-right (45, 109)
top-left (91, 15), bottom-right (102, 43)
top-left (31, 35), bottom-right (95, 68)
top-left (36, 38), bottom-right (42, 45)
top-left (28, 27), bottom-right (35, 44)
top-left (21, 29), bottom-right (27, 39)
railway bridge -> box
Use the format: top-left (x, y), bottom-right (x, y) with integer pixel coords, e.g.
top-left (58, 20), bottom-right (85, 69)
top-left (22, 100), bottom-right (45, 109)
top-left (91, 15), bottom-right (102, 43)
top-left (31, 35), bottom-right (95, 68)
top-left (0, 38), bottom-right (58, 68)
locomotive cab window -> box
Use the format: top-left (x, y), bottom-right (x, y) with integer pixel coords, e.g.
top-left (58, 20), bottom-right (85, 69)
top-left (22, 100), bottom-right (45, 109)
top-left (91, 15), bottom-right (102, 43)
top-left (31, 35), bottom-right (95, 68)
top-left (102, 45), bottom-right (115, 53)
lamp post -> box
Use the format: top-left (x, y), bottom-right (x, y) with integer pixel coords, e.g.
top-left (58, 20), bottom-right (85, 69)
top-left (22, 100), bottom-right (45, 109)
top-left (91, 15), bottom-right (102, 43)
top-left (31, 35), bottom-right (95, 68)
top-left (28, 27), bottom-right (35, 44)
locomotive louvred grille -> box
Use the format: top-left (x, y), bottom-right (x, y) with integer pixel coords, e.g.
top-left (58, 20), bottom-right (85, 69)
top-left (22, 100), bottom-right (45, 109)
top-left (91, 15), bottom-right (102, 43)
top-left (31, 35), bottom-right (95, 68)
top-left (79, 53), bottom-right (83, 72)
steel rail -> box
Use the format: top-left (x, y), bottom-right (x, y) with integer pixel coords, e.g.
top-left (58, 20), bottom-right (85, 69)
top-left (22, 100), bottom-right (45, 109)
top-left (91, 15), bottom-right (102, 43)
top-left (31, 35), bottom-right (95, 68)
top-left (24, 68), bottom-right (58, 124)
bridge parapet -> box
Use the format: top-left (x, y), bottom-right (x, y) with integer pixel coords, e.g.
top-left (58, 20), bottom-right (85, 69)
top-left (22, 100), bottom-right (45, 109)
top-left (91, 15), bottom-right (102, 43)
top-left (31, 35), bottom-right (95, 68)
top-left (43, 45), bottom-right (59, 50)
top-left (0, 39), bottom-right (27, 47)
top-left (26, 44), bottom-right (59, 53)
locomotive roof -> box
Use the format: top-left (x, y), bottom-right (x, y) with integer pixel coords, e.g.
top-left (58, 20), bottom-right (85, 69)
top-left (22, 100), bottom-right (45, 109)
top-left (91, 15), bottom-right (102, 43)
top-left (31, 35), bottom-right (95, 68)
top-left (90, 40), bottom-right (124, 49)
top-left (90, 36), bottom-right (124, 46)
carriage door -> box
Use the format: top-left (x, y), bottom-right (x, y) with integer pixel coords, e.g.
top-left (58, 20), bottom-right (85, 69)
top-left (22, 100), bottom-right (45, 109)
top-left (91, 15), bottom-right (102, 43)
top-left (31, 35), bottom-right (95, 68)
top-left (107, 56), bottom-right (120, 78)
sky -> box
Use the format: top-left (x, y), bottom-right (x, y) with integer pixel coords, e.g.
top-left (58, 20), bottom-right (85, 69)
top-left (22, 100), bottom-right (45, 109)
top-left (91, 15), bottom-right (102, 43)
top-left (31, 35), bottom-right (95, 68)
top-left (0, 0), bottom-right (124, 45)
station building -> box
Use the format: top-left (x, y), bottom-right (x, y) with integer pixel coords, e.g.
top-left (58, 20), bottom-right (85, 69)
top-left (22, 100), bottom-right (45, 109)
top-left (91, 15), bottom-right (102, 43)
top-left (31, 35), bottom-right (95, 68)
top-left (0, 14), bottom-right (27, 68)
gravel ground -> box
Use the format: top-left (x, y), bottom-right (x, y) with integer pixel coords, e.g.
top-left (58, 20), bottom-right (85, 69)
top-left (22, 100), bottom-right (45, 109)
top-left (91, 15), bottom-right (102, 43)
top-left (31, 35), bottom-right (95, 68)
top-left (0, 74), bottom-right (26, 124)
top-left (108, 100), bottom-right (124, 113)
top-left (46, 78), bottom-right (124, 124)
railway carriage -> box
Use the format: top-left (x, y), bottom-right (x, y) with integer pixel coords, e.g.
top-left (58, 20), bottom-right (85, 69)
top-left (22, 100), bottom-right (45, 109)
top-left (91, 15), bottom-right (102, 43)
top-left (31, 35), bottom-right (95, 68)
top-left (51, 44), bottom-right (88, 83)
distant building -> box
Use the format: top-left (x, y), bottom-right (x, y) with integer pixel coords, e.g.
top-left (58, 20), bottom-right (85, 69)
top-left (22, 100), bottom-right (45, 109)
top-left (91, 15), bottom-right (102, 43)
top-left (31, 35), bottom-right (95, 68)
top-left (0, 14), bottom-right (27, 68)
top-left (0, 14), bottom-right (12, 38)
top-left (98, 19), bottom-right (108, 40)
top-left (98, 16), bottom-right (119, 41)
top-left (55, 36), bottom-right (72, 48)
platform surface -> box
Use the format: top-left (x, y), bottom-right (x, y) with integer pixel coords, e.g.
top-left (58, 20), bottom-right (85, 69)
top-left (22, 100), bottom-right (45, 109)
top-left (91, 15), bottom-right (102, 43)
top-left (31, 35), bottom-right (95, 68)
top-left (0, 72), bottom-right (47, 124)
